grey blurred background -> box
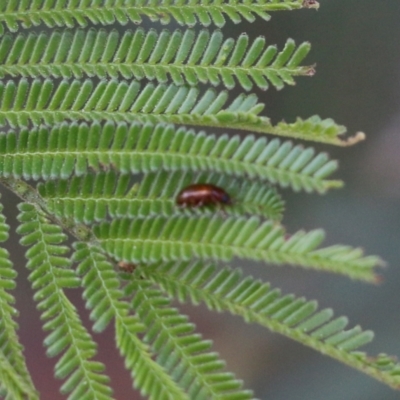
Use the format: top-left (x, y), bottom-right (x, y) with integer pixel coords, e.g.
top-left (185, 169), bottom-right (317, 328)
top-left (3, 1), bottom-right (400, 399)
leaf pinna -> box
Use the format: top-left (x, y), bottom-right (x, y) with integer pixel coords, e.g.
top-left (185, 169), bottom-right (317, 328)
top-left (127, 279), bottom-right (254, 399)
top-left (0, 28), bottom-right (314, 91)
top-left (0, 198), bottom-right (37, 399)
top-left (0, 121), bottom-right (342, 192)
top-left (0, 78), bottom-right (362, 145)
top-left (38, 170), bottom-right (285, 222)
top-left (0, 0), bottom-right (319, 33)
top-left (140, 262), bottom-right (400, 390)
top-left (16, 203), bottom-right (113, 399)
top-left (72, 242), bottom-right (191, 399)
top-left (95, 215), bottom-right (382, 282)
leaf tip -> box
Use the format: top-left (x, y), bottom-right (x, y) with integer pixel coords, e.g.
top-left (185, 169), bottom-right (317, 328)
top-left (372, 274), bottom-right (385, 285)
top-left (340, 131), bottom-right (366, 146)
top-left (305, 64), bottom-right (316, 76)
top-left (303, 0), bottom-right (320, 10)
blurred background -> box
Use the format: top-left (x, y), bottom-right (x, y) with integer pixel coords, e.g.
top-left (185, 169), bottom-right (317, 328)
top-left (3, 1), bottom-right (400, 399)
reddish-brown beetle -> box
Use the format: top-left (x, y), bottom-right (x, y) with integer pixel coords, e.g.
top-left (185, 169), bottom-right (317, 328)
top-left (176, 184), bottom-right (231, 208)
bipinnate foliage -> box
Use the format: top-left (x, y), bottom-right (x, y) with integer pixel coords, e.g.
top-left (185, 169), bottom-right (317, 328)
top-left (128, 279), bottom-right (253, 399)
top-left (17, 203), bottom-right (113, 399)
top-left (0, 28), bottom-right (314, 91)
top-left (0, 78), bottom-right (359, 145)
top-left (0, 1), bottom-right (319, 32)
top-left (0, 199), bottom-right (37, 400)
top-left (1, 122), bottom-right (341, 192)
top-left (38, 170), bottom-right (285, 222)
top-left (0, 1), bottom-right (397, 399)
top-left (137, 262), bottom-right (400, 389)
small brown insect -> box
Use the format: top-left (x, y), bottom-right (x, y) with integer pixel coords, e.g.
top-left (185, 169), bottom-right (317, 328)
top-left (176, 184), bottom-right (231, 208)
top-left (118, 261), bottom-right (136, 273)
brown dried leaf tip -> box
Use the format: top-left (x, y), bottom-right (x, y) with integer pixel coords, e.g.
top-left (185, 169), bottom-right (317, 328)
top-left (303, 0), bottom-right (320, 9)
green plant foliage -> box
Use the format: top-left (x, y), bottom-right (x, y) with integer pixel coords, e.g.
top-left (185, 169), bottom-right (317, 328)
top-left (0, 0), bottom-right (319, 33)
top-left (72, 242), bottom-right (191, 400)
top-left (38, 170), bottom-right (285, 223)
top-left (95, 216), bottom-right (382, 282)
top-left (0, 199), bottom-right (37, 399)
top-left (16, 203), bottom-right (113, 399)
top-left (126, 279), bottom-right (254, 399)
top-left (0, 28), bottom-right (314, 91)
top-left (0, 1), bottom-right (395, 399)
top-left (0, 351), bottom-right (37, 400)
top-left (0, 122), bottom-right (342, 192)
top-left (0, 78), bottom-right (360, 145)
top-left (140, 261), bottom-right (400, 389)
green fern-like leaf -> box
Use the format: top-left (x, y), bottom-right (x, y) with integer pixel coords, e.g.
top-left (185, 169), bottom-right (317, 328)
top-left (0, 198), bottom-right (37, 400)
top-left (38, 170), bottom-right (285, 223)
top-left (126, 279), bottom-right (254, 399)
top-left (0, 1), bottom-right (393, 397)
top-left (72, 243), bottom-right (190, 400)
top-left (16, 203), bottom-right (113, 400)
top-left (141, 261), bottom-right (400, 390)
top-left (0, 78), bottom-right (360, 145)
top-left (95, 216), bottom-right (382, 282)
top-left (0, 28), bottom-right (314, 91)
top-left (0, 0), bottom-right (319, 33)
top-left (0, 352), bottom-right (37, 400)
top-left (0, 122), bottom-right (341, 192)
